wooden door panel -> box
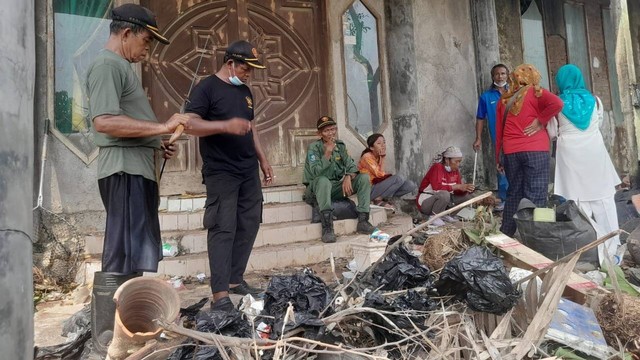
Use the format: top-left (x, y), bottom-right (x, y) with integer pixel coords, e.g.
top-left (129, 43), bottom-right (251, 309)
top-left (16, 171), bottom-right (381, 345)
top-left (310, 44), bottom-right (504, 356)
top-left (142, 0), bottom-right (326, 193)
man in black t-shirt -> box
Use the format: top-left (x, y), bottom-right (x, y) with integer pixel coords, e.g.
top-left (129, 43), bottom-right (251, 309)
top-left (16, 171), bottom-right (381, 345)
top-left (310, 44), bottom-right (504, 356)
top-left (185, 40), bottom-right (272, 311)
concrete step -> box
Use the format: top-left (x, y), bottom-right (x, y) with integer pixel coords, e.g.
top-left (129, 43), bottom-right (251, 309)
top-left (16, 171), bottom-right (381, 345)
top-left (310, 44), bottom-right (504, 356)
top-left (77, 234), bottom-right (371, 283)
top-left (159, 184), bottom-right (306, 212)
top-left (84, 208), bottom-right (387, 255)
top-left (157, 201), bottom-right (313, 231)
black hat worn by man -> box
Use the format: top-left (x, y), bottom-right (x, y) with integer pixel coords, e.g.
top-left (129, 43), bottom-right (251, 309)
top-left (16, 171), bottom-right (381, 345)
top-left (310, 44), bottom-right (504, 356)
top-left (224, 40), bottom-right (266, 69)
top-left (317, 116), bottom-right (337, 130)
top-left (111, 3), bottom-right (170, 44)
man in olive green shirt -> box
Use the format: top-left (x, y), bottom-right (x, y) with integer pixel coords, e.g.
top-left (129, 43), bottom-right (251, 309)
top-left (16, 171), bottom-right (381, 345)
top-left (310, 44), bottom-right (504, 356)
top-left (87, 4), bottom-right (189, 275)
top-left (303, 116), bottom-right (375, 243)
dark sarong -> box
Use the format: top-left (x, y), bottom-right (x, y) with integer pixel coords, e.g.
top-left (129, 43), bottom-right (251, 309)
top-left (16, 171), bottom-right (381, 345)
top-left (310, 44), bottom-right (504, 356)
top-left (98, 173), bottom-right (161, 274)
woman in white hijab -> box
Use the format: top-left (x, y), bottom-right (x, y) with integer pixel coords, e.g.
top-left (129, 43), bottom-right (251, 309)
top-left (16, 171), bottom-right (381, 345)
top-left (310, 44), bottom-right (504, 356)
top-left (416, 146), bottom-right (475, 226)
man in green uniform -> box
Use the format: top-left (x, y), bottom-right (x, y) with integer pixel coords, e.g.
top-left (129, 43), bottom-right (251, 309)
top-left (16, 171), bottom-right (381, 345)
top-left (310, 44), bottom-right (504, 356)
top-left (303, 116), bottom-right (376, 243)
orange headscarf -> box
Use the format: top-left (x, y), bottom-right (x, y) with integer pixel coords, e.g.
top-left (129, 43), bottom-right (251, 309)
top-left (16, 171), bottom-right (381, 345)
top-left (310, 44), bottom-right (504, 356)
top-left (501, 64), bottom-right (543, 116)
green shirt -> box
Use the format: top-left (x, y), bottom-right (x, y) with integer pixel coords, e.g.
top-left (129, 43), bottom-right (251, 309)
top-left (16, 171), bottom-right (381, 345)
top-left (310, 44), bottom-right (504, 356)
top-left (86, 49), bottom-right (161, 182)
top-left (303, 139), bottom-right (358, 185)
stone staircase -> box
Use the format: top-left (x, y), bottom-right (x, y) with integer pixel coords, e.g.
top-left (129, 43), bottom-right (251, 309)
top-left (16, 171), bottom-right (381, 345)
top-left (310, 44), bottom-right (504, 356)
top-left (80, 185), bottom-right (388, 282)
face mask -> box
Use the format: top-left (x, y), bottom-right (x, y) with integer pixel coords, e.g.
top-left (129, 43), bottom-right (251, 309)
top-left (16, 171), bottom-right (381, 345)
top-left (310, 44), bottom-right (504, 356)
top-left (444, 165), bottom-right (452, 172)
top-left (494, 81), bottom-right (507, 88)
top-left (228, 63), bottom-right (244, 86)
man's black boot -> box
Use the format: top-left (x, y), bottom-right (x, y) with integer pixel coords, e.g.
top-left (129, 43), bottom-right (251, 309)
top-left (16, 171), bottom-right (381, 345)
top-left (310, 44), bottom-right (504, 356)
top-left (357, 212), bottom-right (376, 234)
top-left (320, 209), bottom-right (337, 243)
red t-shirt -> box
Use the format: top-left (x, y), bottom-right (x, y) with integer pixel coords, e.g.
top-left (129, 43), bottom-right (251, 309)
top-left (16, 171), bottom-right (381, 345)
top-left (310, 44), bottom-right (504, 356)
top-left (495, 88), bottom-right (563, 162)
top-left (416, 162), bottom-right (462, 207)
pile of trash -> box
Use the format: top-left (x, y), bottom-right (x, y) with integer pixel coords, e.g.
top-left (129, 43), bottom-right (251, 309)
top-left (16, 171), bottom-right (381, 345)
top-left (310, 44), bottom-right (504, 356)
top-left (35, 193), bottom-right (640, 359)
top-left (156, 241), bottom-right (531, 359)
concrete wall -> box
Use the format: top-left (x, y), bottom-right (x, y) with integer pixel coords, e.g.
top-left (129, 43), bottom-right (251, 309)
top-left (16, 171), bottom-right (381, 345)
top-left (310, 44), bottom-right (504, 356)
top-left (411, 0), bottom-right (479, 183)
top-left (0, 0), bottom-right (35, 357)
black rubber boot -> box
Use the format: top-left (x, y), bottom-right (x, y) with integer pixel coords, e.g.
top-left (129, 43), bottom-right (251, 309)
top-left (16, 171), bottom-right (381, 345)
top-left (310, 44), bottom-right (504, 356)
top-left (320, 209), bottom-right (337, 243)
top-left (357, 212), bottom-right (376, 234)
top-left (90, 272), bottom-right (139, 356)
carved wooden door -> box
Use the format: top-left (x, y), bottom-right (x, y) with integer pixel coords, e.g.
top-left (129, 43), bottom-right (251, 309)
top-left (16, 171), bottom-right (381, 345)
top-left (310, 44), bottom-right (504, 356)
top-left (141, 0), bottom-right (328, 194)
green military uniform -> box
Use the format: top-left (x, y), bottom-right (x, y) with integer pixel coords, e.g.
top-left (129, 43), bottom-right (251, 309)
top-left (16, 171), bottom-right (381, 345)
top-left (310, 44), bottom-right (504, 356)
top-left (303, 139), bottom-right (371, 213)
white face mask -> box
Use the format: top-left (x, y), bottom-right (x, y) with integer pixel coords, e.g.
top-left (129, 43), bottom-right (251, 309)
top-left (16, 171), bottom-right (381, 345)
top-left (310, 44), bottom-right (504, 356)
top-left (228, 63), bottom-right (244, 86)
top-left (494, 81), bottom-right (507, 88)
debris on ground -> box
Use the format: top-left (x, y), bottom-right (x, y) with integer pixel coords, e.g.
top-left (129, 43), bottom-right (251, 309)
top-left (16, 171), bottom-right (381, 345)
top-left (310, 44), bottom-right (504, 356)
top-left (421, 227), bottom-right (469, 271)
top-left (33, 191), bottom-right (640, 359)
top-left (595, 293), bottom-right (640, 353)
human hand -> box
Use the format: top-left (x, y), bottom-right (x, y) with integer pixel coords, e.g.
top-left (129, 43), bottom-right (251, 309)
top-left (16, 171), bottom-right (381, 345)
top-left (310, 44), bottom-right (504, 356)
top-left (473, 139), bottom-right (481, 152)
top-left (161, 141), bottom-right (177, 160)
top-left (496, 163), bottom-right (504, 174)
top-left (463, 183), bottom-right (476, 192)
top-left (261, 161), bottom-right (274, 186)
top-left (323, 138), bottom-right (336, 157)
top-left (342, 175), bottom-right (354, 197)
top-left (524, 118), bottom-right (543, 136)
top-left (224, 118), bottom-right (252, 136)
top-left (164, 113), bottom-right (191, 134)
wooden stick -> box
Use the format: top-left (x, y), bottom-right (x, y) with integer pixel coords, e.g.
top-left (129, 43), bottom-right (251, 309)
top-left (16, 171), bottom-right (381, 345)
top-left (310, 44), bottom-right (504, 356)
top-left (168, 124), bottom-right (184, 144)
top-left (514, 229), bottom-right (622, 286)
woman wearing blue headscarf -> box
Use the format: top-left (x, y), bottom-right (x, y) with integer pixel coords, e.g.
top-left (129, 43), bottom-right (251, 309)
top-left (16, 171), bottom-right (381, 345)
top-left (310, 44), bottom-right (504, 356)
top-left (553, 64), bottom-right (621, 265)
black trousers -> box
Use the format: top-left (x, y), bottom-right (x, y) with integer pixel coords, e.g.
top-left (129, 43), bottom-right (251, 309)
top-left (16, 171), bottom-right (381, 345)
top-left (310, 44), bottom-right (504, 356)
top-left (98, 173), bottom-right (161, 274)
top-left (203, 171), bottom-right (262, 293)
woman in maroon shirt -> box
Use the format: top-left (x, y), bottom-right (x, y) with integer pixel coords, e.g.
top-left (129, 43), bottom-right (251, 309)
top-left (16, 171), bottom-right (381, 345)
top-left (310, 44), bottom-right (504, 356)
top-left (495, 64), bottom-right (563, 237)
top-left (416, 146), bottom-right (475, 226)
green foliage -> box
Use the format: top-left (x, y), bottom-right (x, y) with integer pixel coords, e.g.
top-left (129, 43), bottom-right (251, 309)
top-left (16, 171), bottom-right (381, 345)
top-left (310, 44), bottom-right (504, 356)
top-left (462, 205), bottom-right (500, 245)
top-left (604, 265), bottom-right (640, 296)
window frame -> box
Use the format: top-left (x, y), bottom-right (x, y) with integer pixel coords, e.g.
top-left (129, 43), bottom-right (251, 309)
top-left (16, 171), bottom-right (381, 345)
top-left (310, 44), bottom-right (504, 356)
top-left (339, 0), bottom-right (388, 144)
top-left (46, 0), bottom-right (133, 164)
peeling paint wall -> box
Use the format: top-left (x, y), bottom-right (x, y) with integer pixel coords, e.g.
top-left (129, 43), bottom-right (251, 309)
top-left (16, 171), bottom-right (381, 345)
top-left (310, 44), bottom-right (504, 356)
top-left (0, 0), bottom-right (35, 356)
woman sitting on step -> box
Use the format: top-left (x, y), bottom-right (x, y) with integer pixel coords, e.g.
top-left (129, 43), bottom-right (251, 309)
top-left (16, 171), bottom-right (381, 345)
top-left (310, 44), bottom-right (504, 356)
top-left (358, 133), bottom-right (417, 211)
top-left (416, 146), bottom-right (475, 227)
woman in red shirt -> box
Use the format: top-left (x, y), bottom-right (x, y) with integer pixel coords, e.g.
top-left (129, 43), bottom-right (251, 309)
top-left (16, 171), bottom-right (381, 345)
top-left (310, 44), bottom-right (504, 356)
top-left (495, 64), bottom-right (563, 236)
top-left (416, 146), bottom-right (475, 225)
top-left (358, 133), bottom-right (416, 209)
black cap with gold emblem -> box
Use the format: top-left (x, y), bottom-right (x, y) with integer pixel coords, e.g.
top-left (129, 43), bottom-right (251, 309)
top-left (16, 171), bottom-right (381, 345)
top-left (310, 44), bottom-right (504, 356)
top-left (111, 4), bottom-right (170, 44)
top-left (316, 116), bottom-right (337, 130)
top-left (224, 40), bottom-right (266, 69)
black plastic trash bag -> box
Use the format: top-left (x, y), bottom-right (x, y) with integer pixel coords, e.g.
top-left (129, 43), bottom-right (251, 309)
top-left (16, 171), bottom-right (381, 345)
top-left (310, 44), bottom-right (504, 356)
top-left (264, 271), bottom-right (332, 318)
top-left (180, 297), bottom-right (208, 320)
top-left (514, 198), bottom-right (598, 265)
top-left (365, 243), bottom-right (434, 291)
top-left (34, 305), bottom-right (92, 360)
top-left (169, 304), bottom-right (252, 360)
top-left (263, 270), bottom-right (332, 337)
top-left (436, 246), bottom-right (521, 315)
top-left (309, 198), bottom-right (359, 223)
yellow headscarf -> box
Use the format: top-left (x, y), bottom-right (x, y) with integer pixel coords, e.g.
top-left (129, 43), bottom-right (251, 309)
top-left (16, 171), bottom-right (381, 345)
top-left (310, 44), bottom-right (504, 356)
top-left (501, 64), bottom-right (543, 115)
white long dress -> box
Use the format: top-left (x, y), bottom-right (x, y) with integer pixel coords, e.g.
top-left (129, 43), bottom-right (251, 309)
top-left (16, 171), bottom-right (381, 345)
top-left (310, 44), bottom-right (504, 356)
top-left (553, 97), bottom-right (621, 264)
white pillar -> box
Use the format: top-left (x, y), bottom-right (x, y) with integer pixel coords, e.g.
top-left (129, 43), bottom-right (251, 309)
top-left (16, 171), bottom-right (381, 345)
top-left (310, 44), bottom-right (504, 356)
top-left (0, 0), bottom-right (35, 357)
